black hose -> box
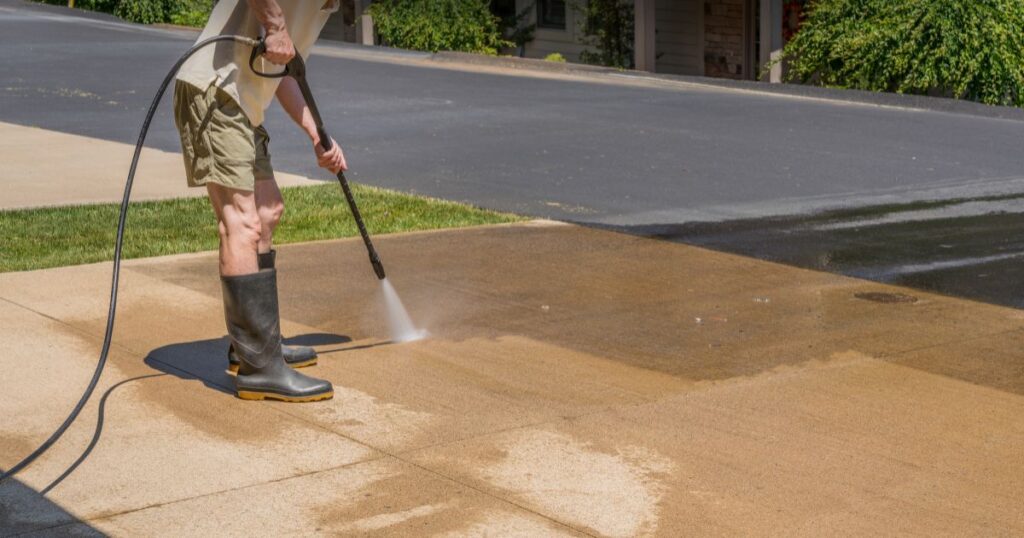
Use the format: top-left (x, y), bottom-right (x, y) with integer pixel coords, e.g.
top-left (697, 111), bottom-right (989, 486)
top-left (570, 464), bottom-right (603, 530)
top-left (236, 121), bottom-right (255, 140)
top-left (0, 34), bottom-right (259, 485)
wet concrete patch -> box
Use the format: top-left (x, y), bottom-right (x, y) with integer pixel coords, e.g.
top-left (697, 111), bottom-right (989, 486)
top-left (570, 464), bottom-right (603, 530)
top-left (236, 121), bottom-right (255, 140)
top-left (889, 333), bottom-right (1024, 395)
top-left (123, 223), bottom-right (1024, 395)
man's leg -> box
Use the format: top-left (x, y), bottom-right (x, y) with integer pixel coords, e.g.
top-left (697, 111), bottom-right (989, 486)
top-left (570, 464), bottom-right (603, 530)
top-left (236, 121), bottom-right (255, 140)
top-left (247, 177), bottom-right (319, 368)
top-left (255, 178), bottom-right (284, 255)
top-left (206, 183), bottom-right (261, 276)
top-left (207, 182), bottom-right (332, 402)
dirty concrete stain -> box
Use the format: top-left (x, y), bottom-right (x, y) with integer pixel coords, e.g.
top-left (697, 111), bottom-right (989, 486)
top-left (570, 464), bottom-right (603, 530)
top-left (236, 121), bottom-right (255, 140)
top-left (49, 312), bottom-right (281, 444)
top-left (315, 471), bottom-right (481, 537)
top-left (0, 433), bottom-right (36, 469)
top-left (133, 375), bottom-right (289, 444)
top-left (437, 510), bottom-right (581, 537)
top-left (310, 458), bottom-right (583, 536)
top-left (421, 335), bottom-right (687, 404)
top-left (479, 429), bottom-right (674, 538)
top-left (311, 385), bottom-right (435, 449)
top-left (334, 501), bottom-right (456, 534)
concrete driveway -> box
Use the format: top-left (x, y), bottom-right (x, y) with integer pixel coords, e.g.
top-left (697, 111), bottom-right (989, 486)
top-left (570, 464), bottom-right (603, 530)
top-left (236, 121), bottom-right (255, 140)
top-left (3, 222), bottom-right (1023, 535)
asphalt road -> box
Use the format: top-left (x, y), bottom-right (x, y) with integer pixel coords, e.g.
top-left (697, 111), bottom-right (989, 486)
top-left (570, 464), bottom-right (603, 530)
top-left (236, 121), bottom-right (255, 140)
top-left (4, 1), bottom-right (1024, 306)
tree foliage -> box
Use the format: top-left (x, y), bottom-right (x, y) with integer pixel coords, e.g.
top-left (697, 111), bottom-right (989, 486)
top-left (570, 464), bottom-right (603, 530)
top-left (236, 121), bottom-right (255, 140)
top-left (114, 0), bottom-right (166, 24)
top-left (575, 0), bottom-right (634, 68)
top-left (781, 0), bottom-right (1024, 106)
top-left (368, 0), bottom-right (509, 55)
top-left (38, 0), bottom-right (212, 27)
top-left (499, 2), bottom-right (536, 56)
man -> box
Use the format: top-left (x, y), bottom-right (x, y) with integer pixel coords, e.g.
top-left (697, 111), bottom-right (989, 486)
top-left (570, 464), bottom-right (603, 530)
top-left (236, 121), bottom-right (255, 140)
top-left (174, 0), bottom-right (343, 402)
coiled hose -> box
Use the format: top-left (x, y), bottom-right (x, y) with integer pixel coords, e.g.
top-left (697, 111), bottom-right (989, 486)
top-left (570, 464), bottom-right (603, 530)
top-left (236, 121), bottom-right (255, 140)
top-left (0, 34), bottom-right (260, 484)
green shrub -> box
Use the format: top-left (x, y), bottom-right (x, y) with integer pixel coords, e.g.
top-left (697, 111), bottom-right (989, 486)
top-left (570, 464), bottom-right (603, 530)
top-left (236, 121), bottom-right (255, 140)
top-left (167, 0), bottom-right (213, 27)
top-left (368, 0), bottom-right (509, 54)
top-left (114, 0), bottom-right (166, 24)
top-left (574, 0), bottom-right (634, 68)
top-left (498, 2), bottom-right (536, 56)
top-left (544, 52), bottom-right (566, 62)
top-left (35, 0), bottom-right (211, 27)
top-left (781, 0), bottom-right (1024, 106)
top-left (37, 0), bottom-right (117, 11)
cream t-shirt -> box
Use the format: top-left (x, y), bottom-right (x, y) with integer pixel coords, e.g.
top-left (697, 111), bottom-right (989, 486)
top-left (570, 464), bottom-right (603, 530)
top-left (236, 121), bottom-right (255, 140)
top-left (176, 0), bottom-right (339, 127)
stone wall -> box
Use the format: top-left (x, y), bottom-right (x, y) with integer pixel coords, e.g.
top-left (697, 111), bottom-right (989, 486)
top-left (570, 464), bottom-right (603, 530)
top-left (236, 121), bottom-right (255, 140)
top-left (704, 0), bottom-right (747, 79)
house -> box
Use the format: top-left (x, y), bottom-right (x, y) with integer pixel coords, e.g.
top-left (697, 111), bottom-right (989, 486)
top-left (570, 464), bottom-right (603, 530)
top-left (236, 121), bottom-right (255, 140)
top-left (330, 0), bottom-right (809, 82)
top-left (512, 0), bottom-right (808, 81)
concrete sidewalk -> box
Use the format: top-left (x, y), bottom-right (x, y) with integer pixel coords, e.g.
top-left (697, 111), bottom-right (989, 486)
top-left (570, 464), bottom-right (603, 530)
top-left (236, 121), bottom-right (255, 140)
top-left (2, 221), bottom-right (1023, 536)
top-left (0, 121), bottom-right (321, 210)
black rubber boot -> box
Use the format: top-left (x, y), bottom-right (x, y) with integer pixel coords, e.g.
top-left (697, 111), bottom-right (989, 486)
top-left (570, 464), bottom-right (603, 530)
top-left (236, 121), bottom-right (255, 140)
top-left (221, 269), bottom-right (333, 402)
top-left (226, 250), bottom-right (317, 373)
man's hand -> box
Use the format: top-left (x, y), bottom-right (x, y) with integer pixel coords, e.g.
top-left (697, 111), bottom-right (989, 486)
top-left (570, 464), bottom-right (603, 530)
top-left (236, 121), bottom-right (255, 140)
top-left (262, 27), bottom-right (295, 65)
top-left (315, 138), bottom-right (347, 174)
top-left (247, 0), bottom-right (294, 64)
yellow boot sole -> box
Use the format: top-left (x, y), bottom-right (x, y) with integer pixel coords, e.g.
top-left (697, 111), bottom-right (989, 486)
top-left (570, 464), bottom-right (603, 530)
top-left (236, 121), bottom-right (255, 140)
top-left (236, 389), bottom-right (334, 403)
top-left (228, 357), bottom-right (317, 374)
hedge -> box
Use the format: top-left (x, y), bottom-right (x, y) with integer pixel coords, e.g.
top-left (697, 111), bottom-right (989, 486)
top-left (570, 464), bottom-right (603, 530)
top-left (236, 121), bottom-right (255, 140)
top-left (781, 0), bottom-right (1024, 106)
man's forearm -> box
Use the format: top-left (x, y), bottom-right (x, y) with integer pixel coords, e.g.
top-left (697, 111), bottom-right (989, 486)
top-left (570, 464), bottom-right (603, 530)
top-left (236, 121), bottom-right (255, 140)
top-left (276, 77), bottom-right (319, 142)
top-left (246, 0), bottom-right (286, 32)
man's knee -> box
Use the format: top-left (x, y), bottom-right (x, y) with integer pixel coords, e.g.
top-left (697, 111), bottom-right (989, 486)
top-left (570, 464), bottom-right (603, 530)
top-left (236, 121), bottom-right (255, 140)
top-left (259, 200), bottom-right (285, 230)
top-left (218, 205), bottom-right (263, 247)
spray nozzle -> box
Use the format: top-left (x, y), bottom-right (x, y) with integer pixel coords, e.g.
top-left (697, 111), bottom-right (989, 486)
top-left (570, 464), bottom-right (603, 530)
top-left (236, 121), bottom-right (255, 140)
top-left (371, 257), bottom-right (387, 281)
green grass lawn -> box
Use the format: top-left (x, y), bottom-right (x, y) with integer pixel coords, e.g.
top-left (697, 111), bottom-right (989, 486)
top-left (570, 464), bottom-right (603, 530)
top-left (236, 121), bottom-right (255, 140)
top-left (0, 184), bottom-right (523, 273)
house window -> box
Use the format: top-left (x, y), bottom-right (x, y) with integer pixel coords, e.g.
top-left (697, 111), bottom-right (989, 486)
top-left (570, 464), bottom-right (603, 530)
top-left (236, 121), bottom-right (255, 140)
top-left (537, 0), bottom-right (566, 29)
top-left (491, 0), bottom-right (516, 20)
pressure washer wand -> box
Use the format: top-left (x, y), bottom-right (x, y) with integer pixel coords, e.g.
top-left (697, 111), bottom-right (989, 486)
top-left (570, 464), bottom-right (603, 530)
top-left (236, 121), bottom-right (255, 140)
top-left (250, 43), bottom-right (386, 280)
top-left (307, 90), bottom-right (387, 281)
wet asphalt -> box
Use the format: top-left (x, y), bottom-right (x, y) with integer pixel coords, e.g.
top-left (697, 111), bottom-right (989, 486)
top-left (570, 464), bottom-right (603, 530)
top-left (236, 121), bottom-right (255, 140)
top-left (607, 195), bottom-right (1024, 308)
top-left (3, 0), bottom-right (1024, 308)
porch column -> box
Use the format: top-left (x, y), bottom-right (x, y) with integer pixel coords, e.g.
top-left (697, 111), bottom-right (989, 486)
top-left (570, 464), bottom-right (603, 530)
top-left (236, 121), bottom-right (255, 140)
top-left (758, 0), bottom-right (783, 82)
top-left (635, 0), bottom-right (656, 72)
top-left (354, 0), bottom-right (375, 46)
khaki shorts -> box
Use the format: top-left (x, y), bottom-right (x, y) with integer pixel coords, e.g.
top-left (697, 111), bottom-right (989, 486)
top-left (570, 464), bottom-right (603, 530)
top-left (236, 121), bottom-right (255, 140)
top-left (173, 80), bottom-right (274, 191)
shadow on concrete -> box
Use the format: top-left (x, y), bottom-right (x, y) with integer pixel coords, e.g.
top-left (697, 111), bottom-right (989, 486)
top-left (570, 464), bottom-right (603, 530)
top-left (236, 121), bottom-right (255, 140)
top-left (144, 337), bottom-right (236, 396)
top-left (144, 333), bottom-right (353, 396)
top-left (0, 474), bottom-right (104, 536)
